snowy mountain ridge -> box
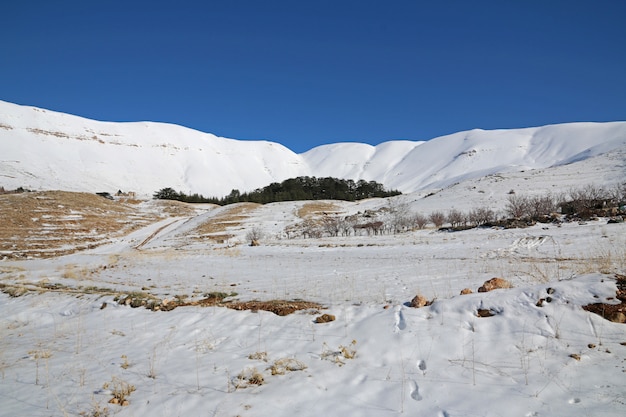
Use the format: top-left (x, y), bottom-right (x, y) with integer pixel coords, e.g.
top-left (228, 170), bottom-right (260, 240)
top-left (1, 99), bottom-right (625, 197)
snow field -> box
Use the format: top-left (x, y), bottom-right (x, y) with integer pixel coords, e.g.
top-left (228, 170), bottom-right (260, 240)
top-left (1, 218), bottom-right (625, 416)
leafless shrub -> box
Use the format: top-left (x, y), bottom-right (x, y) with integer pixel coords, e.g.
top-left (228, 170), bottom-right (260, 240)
top-left (321, 216), bottom-right (342, 237)
top-left (429, 211), bottom-right (445, 228)
top-left (340, 216), bottom-right (355, 236)
top-left (607, 183), bottom-right (625, 206)
top-left (302, 219), bottom-right (322, 238)
top-left (528, 194), bottom-right (558, 219)
top-left (468, 207), bottom-right (495, 226)
top-left (447, 209), bottom-right (465, 228)
top-left (505, 194), bottom-right (530, 219)
top-left (567, 184), bottom-right (609, 213)
top-left (353, 221), bottom-right (384, 236)
top-left (388, 200), bottom-right (411, 233)
top-left (412, 213), bottom-right (429, 229)
top-left (246, 227), bottom-right (264, 245)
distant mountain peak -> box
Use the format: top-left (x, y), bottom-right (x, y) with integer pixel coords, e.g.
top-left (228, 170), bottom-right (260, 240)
top-left (1, 100), bottom-right (625, 197)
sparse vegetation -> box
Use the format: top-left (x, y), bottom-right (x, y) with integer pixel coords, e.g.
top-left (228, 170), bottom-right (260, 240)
top-left (233, 367), bottom-right (265, 388)
top-left (227, 300), bottom-right (322, 316)
top-left (321, 340), bottom-right (358, 366)
top-left (104, 377), bottom-right (135, 406)
top-left (269, 358), bottom-right (307, 375)
top-left (0, 190), bottom-right (160, 259)
top-left (79, 402), bottom-right (110, 417)
top-left (246, 227), bottom-right (264, 245)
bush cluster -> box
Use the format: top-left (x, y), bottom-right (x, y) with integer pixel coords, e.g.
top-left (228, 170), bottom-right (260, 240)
top-left (284, 183), bottom-right (625, 239)
top-left (506, 184), bottom-right (626, 221)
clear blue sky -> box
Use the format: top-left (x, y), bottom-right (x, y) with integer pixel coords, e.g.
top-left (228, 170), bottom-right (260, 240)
top-left (2, 0), bottom-right (625, 153)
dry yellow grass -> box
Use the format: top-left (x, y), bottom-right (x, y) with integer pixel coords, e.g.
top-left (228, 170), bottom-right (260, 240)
top-left (192, 203), bottom-right (261, 241)
top-left (296, 201), bottom-right (340, 219)
top-left (152, 199), bottom-right (212, 217)
top-left (0, 191), bottom-right (162, 259)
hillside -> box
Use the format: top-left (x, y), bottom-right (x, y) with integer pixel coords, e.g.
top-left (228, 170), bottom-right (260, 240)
top-left (2, 100), bottom-right (625, 197)
top-left (1, 100), bottom-right (626, 417)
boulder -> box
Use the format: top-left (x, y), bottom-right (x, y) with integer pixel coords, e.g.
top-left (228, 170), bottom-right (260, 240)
top-left (478, 278), bottom-right (512, 292)
top-left (409, 294), bottom-right (429, 308)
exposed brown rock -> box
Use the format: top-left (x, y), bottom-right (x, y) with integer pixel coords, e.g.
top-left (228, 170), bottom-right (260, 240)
top-left (478, 278), bottom-right (512, 293)
top-left (409, 294), bottom-right (429, 308)
top-left (315, 313), bottom-right (336, 323)
top-left (582, 274), bottom-right (626, 324)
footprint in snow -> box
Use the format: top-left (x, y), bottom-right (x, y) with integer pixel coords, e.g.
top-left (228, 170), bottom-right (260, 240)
top-left (394, 307), bottom-right (406, 332)
top-left (408, 379), bottom-right (422, 401)
top-left (417, 359), bottom-right (427, 373)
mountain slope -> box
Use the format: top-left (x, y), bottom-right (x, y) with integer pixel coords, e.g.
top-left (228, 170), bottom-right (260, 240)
top-left (1, 100), bottom-right (625, 197)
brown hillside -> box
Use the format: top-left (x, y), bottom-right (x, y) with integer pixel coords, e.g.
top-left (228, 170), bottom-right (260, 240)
top-left (0, 191), bottom-right (161, 259)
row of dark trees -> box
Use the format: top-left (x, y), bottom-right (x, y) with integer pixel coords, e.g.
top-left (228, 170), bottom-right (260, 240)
top-left (153, 177), bottom-right (401, 205)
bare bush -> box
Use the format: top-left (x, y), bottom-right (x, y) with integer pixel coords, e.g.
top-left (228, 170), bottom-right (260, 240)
top-left (528, 194), bottom-right (558, 219)
top-left (246, 227), bottom-right (264, 245)
top-left (506, 193), bottom-right (561, 220)
top-left (505, 194), bottom-right (530, 219)
top-left (447, 209), bottom-right (465, 228)
top-left (412, 213), bottom-right (429, 229)
top-left (607, 183), bottom-right (625, 205)
top-left (388, 201), bottom-right (411, 233)
top-left (339, 217), bottom-right (354, 236)
top-left (429, 211), bottom-right (445, 228)
top-left (353, 221), bottom-right (384, 236)
top-left (302, 219), bottom-right (322, 238)
top-left (568, 184), bottom-right (609, 213)
top-left (468, 207), bottom-right (495, 226)
top-left (321, 216), bottom-right (342, 237)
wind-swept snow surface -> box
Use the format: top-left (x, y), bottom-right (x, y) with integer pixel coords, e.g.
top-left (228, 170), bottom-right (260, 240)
top-left (1, 100), bottom-right (625, 196)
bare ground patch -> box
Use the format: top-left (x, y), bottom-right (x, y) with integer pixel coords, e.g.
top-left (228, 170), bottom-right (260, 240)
top-left (154, 200), bottom-right (213, 217)
top-left (296, 201), bottom-right (340, 219)
top-left (583, 274), bottom-right (626, 323)
top-left (0, 191), bottom-right (163, 259)
top-left (0, 280), bottom-right (323, 316)
top-left (226, 300), bottom-right (322, 316)
top-left (191, 203), bottom-right (261, 242)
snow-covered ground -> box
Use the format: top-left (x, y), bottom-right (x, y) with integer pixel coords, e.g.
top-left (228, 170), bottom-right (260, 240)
top-left (1, 203), bottom-right (625, 417)
top-left (1, 100), bottom-right (625, 416)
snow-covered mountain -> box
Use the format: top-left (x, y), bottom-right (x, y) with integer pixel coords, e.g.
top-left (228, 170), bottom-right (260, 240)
top-left (1, 99), bottom-right (625, 197)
